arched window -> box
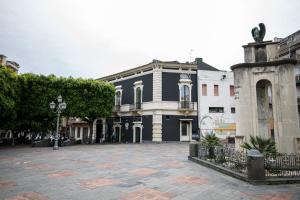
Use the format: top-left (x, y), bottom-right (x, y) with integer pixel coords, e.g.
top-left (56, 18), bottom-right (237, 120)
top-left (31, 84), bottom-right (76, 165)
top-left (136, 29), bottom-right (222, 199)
top-left (136, 87), bottom-right (142, 109)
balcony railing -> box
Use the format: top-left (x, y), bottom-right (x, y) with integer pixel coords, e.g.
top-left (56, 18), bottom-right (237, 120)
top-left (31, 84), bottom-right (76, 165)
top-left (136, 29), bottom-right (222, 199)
top-left (178, 101), bottom-right (194, 110)
top-left (130, 102), bottom-right (142, 111)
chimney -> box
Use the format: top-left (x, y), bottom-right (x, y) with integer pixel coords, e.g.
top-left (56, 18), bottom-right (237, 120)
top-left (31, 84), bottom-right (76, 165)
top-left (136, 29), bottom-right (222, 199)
top-left (195, 57), bottom-right (203, 65)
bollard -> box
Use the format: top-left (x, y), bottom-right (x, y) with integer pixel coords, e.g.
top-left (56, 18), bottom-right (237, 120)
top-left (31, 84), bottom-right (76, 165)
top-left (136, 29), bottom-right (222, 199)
top-left (247, 149), bottom-right (265, 180)
top-left (189, 142), bottom-right (199, 157)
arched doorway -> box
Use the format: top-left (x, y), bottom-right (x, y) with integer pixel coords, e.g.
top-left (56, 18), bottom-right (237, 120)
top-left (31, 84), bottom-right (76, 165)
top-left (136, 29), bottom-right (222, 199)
top-left (256, 79), bottom-right (275, 140)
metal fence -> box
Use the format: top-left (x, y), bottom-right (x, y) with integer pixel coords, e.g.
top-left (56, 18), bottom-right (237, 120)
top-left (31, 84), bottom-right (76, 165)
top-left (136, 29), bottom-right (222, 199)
top-left (198, 144), bottom-right (247, 174)
top-left (198, 144), bottom-right (300, 178)
top-left (265, 154), bottom-right (300, 177)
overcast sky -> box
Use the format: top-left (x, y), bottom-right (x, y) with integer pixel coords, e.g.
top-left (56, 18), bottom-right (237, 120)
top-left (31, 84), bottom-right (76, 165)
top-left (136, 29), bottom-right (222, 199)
top-left (0, 0), bottom-right (299, 78)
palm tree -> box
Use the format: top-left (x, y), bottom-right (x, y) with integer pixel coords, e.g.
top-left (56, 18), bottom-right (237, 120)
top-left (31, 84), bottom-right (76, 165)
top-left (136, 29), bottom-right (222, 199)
top-left (201, 133), bottom-right (220, 159)
top-left (240, 136), bottom-right (277, 156)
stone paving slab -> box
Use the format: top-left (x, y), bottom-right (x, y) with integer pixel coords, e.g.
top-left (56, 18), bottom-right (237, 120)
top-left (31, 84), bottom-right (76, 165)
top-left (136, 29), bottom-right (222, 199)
top-left (0, 143), bottom-right (300, 200)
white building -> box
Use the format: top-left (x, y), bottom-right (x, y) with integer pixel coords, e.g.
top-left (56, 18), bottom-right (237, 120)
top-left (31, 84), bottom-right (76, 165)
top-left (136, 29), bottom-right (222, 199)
top-left (197, 67), bottom-right (236, 142)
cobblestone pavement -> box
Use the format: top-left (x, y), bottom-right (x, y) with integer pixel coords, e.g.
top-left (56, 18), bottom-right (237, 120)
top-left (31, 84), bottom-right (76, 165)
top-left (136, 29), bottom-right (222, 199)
top-left (0, 143), bottom-right (300, 200)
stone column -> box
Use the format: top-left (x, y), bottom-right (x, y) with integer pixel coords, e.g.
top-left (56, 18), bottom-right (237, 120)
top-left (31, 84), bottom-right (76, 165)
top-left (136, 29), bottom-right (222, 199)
top-left (152, 66), bottom-right (163, 142)
top-left (152, 112), bottom-right (162, 142)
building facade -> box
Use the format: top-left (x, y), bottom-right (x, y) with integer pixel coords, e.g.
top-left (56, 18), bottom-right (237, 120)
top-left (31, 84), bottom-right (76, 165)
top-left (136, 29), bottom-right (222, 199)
top-left (197, 68), bottom-right (236, 142)
top-left (96, 59), bottom-right (201, 143)
top-left (0, 54), bottom-right (20, 72)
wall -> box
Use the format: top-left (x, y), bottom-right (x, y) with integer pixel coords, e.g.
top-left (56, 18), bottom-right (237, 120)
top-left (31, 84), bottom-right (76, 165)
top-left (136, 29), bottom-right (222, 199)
top-left (162, 115), bottom-right (198, 141)
top-left (162, 72), bottom-right (197, 102)
top-left (197, 70), bottom-right (236, 139)
top-left (113, 73), bottom-right (153, 104)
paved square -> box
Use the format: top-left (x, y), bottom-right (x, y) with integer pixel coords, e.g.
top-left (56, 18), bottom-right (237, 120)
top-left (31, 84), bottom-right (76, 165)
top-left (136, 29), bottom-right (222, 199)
top-left (0, 143), bottom-right (300, 200)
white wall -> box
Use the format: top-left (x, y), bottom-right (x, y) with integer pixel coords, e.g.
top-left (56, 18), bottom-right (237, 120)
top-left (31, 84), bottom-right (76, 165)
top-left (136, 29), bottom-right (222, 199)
top-left (198, 70), bottom-right (236, 139)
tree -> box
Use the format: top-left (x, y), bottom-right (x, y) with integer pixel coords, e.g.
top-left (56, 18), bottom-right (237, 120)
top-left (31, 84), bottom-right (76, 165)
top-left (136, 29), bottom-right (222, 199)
top-left (60, 77), bottom-right (115, 142)
top-left (240, 136), bottom-right (277, 156)
top-left (201, 133), bottom-right (220, 159)
top-left (16, 74), bottom-right (115, 142)
top-left (0, 66), bottom-right (19, 130)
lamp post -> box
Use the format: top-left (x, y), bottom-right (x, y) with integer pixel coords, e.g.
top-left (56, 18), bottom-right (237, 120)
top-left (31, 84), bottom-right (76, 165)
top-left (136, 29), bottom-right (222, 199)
top-left (199, 115), bottom-right (213, 141)
top-left (50, 95), bottom-right (67, 150)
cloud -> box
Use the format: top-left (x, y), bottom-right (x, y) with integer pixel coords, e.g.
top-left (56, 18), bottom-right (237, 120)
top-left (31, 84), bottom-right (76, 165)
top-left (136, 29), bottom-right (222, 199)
top-left (0, 0), bottom-right (299, 78)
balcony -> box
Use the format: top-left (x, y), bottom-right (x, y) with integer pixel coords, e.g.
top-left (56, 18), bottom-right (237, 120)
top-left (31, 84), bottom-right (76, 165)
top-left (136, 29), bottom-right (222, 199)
top-left (178, 101), bottom-right (194, 110)
top-left (130, 102), bottom-right (142, 111)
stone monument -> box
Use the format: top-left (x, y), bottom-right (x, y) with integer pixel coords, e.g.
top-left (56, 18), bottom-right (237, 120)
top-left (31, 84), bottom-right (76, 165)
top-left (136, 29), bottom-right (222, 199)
top-left (231, 24), bottom-right (300, 153)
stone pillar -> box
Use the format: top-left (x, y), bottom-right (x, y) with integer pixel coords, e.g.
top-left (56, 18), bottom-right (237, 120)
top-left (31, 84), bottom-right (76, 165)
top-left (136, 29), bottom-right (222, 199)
top-left (152, 112), bottom-right (162, 142)
top-left (247, 149), bottom-right (265, 180)
top-left (189, 142), bottom-right (199, 157)
top-left (152, 65), bottom-right (163, 142)
top-left (153, 67), bottom-right (162, 102)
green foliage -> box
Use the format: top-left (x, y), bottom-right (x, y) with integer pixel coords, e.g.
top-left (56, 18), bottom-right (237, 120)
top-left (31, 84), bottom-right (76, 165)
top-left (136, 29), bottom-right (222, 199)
top-left (240, 135), bottom-right (277, 156)
top-left (201, 133), bottom-right (220, 159)
top-left (0, 66), bottom-right (19, 130)
top-left (1, 69), bottom-right (115, 134)
top-left (201, 133), bottom-right (220, 148)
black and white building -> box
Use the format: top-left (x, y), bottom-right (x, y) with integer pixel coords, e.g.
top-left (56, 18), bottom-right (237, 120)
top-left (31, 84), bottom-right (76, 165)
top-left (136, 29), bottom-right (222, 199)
top-left (94, 59), bottom-right (211, 143)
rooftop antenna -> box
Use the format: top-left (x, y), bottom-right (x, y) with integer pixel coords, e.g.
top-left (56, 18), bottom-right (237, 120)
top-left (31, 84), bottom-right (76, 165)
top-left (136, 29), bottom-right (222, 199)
top-left (189, 49), bottom-right (194, 62)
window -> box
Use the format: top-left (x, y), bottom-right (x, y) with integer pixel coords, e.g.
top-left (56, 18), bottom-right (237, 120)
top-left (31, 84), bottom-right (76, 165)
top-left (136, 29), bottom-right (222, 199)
top-left (231, 107), bottom-right (236, 113)
top-left (136, 87), bottom-right (142, 109)
top-left (115, 91), bottom-right (121, 106)
top-left (202, 84), bottom-right (207, 96)
top-left (209, 107), bottom-right (224, 113)
top-left (230, 85), bottom-right (235, 96)
top-left (180, 85), bottom-right (190, 102)
top-left (214, 85), bottom-right (219, 96)
top-left (166, 115), bottom-right (170, 120)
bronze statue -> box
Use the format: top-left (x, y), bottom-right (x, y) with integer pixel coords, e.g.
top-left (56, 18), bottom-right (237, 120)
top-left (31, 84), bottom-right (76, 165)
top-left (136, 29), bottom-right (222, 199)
top-left (252, 23), bottom-right (266, 43)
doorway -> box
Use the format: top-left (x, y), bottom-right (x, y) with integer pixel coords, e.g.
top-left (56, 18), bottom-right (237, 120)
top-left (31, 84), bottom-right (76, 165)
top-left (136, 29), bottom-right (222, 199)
top-left (133, 125), bottom-right (142, 143)
top-left (180, 121), bottom-right (191, 141)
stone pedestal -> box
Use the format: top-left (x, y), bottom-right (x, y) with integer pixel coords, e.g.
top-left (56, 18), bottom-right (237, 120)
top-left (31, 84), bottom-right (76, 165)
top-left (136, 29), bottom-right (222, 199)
top-left (247, 149), bottom-right (265, 180)
top-left (189, 142), bottom-right (199, 157)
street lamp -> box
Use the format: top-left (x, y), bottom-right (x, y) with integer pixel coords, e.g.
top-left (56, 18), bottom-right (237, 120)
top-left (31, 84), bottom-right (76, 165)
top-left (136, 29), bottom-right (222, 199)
top-left (50, 95), bottom-right (67, 150)
top-left (199, 115), bottom-right (213, 141)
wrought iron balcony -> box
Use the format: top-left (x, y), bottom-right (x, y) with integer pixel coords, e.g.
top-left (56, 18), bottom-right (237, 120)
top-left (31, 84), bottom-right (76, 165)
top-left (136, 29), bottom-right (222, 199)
top-left (178, 101), bottom-right (194, 110)
top-left (130, 102), bottom-right (142, 111)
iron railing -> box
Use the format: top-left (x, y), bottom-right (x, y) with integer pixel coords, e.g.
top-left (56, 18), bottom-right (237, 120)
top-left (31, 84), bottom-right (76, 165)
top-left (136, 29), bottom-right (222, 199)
top-left (265, 154), bottom-right (300, 177)
top-left (179, 101), bottom-right (194, 110)
top-left (198, 144), bottom-right (300, 177)
top-left (130, 102), bottom-right (142, 111)
top-left (198, 144), bottom-right (247, 174)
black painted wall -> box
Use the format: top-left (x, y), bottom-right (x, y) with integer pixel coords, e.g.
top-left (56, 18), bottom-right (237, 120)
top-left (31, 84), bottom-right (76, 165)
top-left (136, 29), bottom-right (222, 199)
top-left (162, 72), bottom-right (197, 102)
top-left (113, 73), bottom-right (153, 104)
top-left (142, 115), bottom-right (153, 141)
top-left (162, 115), bottom-right (198, 141)
top-left (106, 115), bottom-right (153, 143)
